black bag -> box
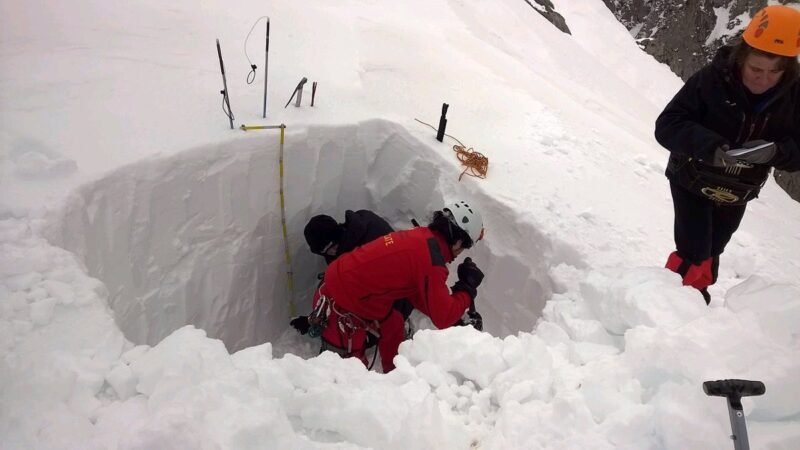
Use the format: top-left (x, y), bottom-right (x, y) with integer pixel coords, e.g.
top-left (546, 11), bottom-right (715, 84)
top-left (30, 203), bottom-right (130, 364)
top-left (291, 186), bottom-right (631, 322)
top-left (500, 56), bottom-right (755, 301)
top-left (670, 157), bottom-right (763, 206)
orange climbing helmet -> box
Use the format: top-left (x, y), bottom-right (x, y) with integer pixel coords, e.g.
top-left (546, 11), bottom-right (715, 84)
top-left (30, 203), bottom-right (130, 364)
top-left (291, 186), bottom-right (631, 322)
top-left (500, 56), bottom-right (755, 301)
top-left (742, 5), bottom-right (800, 57)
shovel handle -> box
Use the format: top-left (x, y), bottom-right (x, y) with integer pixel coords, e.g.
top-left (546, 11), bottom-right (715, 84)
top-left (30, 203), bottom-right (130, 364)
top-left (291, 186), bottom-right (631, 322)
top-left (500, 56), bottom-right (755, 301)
top-left (703, 379), bottom-right (765, 398)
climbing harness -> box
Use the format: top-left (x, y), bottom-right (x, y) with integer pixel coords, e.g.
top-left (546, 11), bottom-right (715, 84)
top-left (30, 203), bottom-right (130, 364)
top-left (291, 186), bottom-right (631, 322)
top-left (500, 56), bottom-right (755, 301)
top-left (414, 118), bottom-right (489, 181)
top-left (329, 301), bottom-right (381, 354)
top-left (308, 286), bottom-right (331, 338)
top-left (313, 287), bottom-right (382, 370)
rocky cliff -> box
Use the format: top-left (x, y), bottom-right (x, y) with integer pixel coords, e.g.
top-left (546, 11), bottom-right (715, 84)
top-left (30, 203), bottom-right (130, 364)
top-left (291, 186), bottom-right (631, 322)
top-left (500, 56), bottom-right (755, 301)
top-left (525, 0), bottom-right (571, 35)
top-left (526, 1), bottom-right (798, 81)
top-left (602, 0), bottom-right (798, 80)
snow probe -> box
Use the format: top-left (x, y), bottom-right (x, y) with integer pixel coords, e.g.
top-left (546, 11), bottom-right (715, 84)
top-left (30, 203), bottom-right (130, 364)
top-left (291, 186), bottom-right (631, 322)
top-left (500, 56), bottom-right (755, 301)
top-left (216, 39), bottom-right (235, 130)
top-left (284, 77), bottom-right (308, 108)
top-left (703, 379), bottom-right (765, 450)
top-left (237, 124), bottom-right (297, 316)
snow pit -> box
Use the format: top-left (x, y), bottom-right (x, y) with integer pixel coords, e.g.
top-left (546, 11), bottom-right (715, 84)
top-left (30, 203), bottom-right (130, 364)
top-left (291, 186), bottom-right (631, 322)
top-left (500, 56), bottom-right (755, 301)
top-left (47, 120), bottom-right (559, 351)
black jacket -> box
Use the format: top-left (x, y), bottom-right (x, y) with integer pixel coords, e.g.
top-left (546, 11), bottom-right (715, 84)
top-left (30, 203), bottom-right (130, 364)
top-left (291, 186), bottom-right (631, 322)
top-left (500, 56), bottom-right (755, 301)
top-left (324, 210), bottom-right (393, 264)
top-left (655, 46), bottom-right (800, 202)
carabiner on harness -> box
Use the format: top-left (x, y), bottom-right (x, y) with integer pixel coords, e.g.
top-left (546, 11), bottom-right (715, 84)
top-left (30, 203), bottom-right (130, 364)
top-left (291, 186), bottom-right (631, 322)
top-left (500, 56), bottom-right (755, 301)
top-left (308, 284), bottom-right (331, 338)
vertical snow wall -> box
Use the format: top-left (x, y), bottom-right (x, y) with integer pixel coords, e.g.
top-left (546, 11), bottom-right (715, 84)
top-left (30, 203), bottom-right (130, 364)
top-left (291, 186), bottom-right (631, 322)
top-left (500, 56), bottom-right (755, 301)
top-left (48, 120), bottom-right (564, 351)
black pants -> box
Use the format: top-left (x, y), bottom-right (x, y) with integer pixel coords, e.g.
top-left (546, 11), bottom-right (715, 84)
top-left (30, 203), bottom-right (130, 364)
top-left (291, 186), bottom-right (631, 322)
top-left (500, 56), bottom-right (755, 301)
top-left (670, 180), bottom-right (747, 266)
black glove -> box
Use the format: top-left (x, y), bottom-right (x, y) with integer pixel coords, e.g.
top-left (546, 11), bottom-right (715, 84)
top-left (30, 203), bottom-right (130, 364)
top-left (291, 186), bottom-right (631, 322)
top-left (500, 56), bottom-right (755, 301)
top-left (456, 310), bottom-right (483, 331)
top-left (290, 315), bottom-right (311, 335)
top-left (711, 145), bottom-right (738, 167)
top-left (457, 257), bottom-right (484, 288)
top-left (465, 310), bottom-right (483, 331)
top-left (452, 257), bottom-right (484, 301)
top-left (726, 140), bottom-right (777, 165)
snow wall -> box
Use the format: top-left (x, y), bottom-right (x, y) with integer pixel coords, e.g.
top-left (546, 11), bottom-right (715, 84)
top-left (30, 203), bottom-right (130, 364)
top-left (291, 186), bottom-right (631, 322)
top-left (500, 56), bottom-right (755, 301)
top-left (48, 120), bottom-right (572, 351)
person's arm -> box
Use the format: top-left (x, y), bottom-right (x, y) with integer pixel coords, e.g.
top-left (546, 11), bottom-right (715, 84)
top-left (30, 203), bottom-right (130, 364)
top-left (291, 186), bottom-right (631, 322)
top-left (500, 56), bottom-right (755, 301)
top-left (774, 139), bottom-right (800, 171)
top-left (771, 104), bottom-right (800, 171)
top-left (358, 210), bottom-right (394, 235)
top-left (340, 210), bottom-right (394, 254)
top-left (419, 265), bottom-right (471, 329)
top-left (654, 69), bottom-right (729, 162)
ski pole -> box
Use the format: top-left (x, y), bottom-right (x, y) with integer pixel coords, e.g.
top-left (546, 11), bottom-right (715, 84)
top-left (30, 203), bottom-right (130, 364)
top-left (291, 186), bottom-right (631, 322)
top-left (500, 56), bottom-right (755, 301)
top-left (263, 18), bottom-right (270, 118)
top-left (216, 39), bottom-right (235, 130)
top-left (703, 379), bottom-right (765, 450)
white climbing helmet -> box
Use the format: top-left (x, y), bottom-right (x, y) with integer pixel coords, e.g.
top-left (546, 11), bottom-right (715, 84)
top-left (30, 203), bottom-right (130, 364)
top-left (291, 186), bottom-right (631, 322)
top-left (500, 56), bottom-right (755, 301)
top-left (443, 200), bottom-right (484, 245)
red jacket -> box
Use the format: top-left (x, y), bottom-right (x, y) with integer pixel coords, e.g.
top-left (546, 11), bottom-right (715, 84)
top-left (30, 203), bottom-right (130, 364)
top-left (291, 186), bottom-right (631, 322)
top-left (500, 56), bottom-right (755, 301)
top-left (322, 227), bottom-right (471, 328)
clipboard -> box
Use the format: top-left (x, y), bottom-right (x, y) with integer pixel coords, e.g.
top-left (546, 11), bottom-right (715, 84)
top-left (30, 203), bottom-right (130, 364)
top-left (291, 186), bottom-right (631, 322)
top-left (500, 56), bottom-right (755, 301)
top-left (726, 141), bottom-right (774, 158)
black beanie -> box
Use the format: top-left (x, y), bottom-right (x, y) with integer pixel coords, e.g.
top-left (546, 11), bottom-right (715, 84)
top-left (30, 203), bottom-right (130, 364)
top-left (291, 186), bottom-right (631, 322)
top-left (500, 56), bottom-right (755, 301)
top-left (304, 215), bottom-right (343, 254)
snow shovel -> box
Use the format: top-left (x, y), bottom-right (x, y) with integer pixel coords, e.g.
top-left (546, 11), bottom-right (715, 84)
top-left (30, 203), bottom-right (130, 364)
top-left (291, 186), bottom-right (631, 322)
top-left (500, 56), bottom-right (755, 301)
top-left (703, 379), bottom-right (765, 450)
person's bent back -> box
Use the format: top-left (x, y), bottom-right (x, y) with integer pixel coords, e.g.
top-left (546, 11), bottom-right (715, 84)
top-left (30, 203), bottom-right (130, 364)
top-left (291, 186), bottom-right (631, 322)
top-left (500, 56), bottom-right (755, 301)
top-left (324, 227), bottom-right (470, 328)
top-left (314, 200), bottom-right (485, 372)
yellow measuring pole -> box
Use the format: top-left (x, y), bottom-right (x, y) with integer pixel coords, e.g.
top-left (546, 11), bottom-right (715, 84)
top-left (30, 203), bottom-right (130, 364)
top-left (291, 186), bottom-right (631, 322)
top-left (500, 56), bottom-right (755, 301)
top-left (241, 123), bottom-right (296, 317)
top-left (240, 124), bottom-right (278, 131)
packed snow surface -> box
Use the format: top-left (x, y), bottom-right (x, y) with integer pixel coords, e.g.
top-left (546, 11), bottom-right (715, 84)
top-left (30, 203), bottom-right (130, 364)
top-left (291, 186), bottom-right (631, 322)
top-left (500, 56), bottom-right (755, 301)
top-left (2, 0), bottom-right (799, 449)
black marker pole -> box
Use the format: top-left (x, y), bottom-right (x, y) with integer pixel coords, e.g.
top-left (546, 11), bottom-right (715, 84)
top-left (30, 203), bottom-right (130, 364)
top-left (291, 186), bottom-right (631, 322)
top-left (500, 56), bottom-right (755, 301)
top-left (436, 103), bottom-right (449, 142)
top-left (311, 81), bottom-right (317, 107)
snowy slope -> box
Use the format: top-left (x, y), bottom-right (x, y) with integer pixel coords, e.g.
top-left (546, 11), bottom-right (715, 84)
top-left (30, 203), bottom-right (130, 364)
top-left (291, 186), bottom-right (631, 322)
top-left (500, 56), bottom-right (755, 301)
top-left (2, 0), bottom-right (799, 449)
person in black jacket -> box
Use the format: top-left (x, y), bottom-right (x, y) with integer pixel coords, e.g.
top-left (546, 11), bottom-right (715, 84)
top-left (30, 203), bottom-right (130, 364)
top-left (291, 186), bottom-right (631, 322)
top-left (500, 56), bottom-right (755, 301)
top-left (655, 5), bottom-right (800, 304)
top-left (303, 210), bottom-right (394, 264)
top-left (291, 210), bottom-right (415, 334)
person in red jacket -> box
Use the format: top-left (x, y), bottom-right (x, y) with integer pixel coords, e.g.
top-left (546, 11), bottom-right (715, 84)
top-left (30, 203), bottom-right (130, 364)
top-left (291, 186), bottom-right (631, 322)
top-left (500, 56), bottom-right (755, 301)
top-left (308, 200), bottom-right (485, 373)
top-left (291, 210), bottom-right (415, 337)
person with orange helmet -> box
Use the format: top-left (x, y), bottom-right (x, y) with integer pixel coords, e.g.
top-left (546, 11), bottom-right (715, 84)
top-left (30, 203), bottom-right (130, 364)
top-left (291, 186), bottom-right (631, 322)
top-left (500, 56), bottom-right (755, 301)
top-left (654, 5), bottom-right (800, 304)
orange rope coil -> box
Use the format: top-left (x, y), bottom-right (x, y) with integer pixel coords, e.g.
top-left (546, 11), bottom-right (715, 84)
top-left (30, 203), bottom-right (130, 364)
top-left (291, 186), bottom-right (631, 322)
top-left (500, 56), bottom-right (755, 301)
top-left (413, 118), bottom-right (489, 181)
top-left (453, 144), bottom-right (488, 181)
